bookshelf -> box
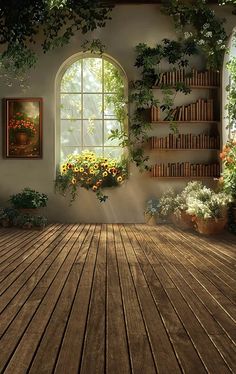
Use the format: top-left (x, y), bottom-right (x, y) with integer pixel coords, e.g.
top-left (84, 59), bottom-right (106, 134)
top-left (150, 68), bottom-right (221, 179)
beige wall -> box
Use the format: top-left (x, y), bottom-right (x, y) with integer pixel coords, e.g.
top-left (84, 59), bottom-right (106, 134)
top-left (0, 5), bottom-right (235, 223)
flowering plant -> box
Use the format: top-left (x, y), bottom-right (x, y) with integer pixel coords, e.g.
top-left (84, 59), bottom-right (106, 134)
top-left (9, 112), bottom-right (36, 139)
top-left (220, 140), bottom-right (236, 200)
top-left (55, 151), bottom-right (128, 202)
top-left (186, 188), bottom-right (232, 220)
top-left (145, 199), bottom-right (160, 216)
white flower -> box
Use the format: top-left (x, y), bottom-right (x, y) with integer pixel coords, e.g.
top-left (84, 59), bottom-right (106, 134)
top-left (198, 39), bottom-right (205, 45)
top-left (203, 23), bottom-right (210, 29)
top-left (184, 32), bottom-right (193, 39)
top-left (205, 31), bottom-right (212, 38)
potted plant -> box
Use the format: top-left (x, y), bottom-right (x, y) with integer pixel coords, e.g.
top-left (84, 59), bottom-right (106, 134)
top-left (33, 215), bottom-right (48, 230)
top-left (157, 189), bottom-right (177, 223)
top-left (144, 199), bottom-right (160, 225)
top-left (0, 207), bottom-right (19, 227)
top-left (186, 188), bottom-right (232, 235)
top-left (9, 112), bottom-right (36, 145)
top-left (171, 181), bottom-right (204, 230)
top-left (220, 140), bottom-right (236, 223)
top-left (9, 188), bottom-right (48, 214)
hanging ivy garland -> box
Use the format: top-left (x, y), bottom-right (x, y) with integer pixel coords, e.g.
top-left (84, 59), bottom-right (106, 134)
top-left (0, 0), bottom-right (111, 85)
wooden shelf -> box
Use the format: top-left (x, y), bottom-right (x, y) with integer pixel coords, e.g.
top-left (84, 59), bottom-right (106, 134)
top-left (151, 148), bottom-right (219, 151)
top-left (152, 85), bottom-right (220, 90)
top-left (151, 121), bottom-right (219, 124)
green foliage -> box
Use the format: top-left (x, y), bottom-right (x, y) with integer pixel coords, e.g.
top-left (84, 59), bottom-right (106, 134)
top-left (0, 0), bottom-right (111, 81)
top-left (13, 214), bottom-right (48, 229)
top-left (161, 0), bottom-right (228, 69)
top-left (221, 140), bottom-right (236, 199)
top-left (122, 39), bottom-right (197, 170)
top-left (225, 55), bottom-right (236, 131)
top-left (10, 188), bottom-right (48, 209)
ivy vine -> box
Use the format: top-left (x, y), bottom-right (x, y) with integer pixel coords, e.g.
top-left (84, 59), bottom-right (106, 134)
top-left (0, 0), bottom-right (111, 85)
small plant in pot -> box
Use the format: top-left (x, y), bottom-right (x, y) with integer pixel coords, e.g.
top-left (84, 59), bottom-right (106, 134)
top-left (0, 207), bottom-right (19, 227)
top-left (144, 199), bottom-right (160, 225)
top-left (186, 189), bottom-right (232, 235)
top-left (158, 189), bottom-right (177, 223)
top-left (9, 188), bottom-right (48, 214)
top-left (172, 181), bottom-right (204, 230)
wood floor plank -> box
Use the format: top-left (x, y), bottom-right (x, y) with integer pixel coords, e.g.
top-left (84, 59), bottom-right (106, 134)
top-left (27, 225), bottom-right (94, 374)
top-left (0, 224), bottom-right (235, 374)
top-left (106, 224), bottom-right (131, 374)
top-left (114, 224), bottom-right (157, 374)
top-left (134, 225), bottom-right (232, 374)
top-left (0, 224), bottom-right (82, 372)
top-left (126, 225), bottom-right (207, 374)
top-left (54, 224), bottom-right (101, 373)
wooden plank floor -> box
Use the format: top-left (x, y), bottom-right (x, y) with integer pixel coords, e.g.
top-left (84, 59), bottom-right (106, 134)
top-left (0, 224), bottom-right (236, 374)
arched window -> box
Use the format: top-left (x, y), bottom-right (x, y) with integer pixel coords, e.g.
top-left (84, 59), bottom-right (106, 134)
top-left (59, 55), bottom-right (127, 161)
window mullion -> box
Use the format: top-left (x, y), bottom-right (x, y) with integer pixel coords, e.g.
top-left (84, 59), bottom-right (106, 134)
top-left (81, 59), bottom-right (84, 150)
top-left (102, 58), bottom-right (105, 157)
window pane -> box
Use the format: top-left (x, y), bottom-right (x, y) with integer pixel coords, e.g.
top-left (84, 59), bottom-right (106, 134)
top-left (61, 120), bottom-right (82, 146)
top-left (104, 120), bottom-right (121, 146)
top-left (83, 58), bottom-right (102, 92)
top-left (104, 147), bottom-right (122, 159)
top-left (104, 94), bottom-right (117, 119)
top-left (83, 147), bottom-right (103, 156)
top-left (61, 61), bottom-right (81, 92)
top-left (83, 94), bottom-right (102, 119)
top-left (61, 94), bottom-right (81, 119)
top-left (104, 60), bottom-right (124, 93)
top-left (61, 146), bottom-right (82, 161)
top-left (83, 120), bottom-right (103, 147)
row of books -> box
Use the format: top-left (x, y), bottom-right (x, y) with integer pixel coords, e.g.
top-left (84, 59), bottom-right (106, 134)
top-left (155, 69), bottom-right (220, 87)
top-left (150, 133), bottom-right (220, 149)
top-left (163, 98), bottom-right (214, 122)
top-left (151, 162), bottom-right (220, 178)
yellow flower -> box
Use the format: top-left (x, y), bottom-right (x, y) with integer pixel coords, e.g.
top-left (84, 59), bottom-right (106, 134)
top-left (92, 185), bottom-right (98, 191)
top-left (71, 177), bottom-right (77, 184)
top-left (94, 164), bottom-right (99, 169)
top-left (103, 171), bottom-right (108, 177)
top-left (104, 163), bottom-right (108, 168)
top-left (74, 167), bottom-right (79, 172)
top-left (117, 176), bottom-right (123, 182)
top-left (79, 167), bottom-right (84, 172)
top-left (104, 158), bottom-right (108, 162)
top-left (89, 169), bottom-right (95, 175)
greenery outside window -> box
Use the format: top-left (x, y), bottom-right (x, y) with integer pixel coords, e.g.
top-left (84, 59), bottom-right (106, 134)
top-left (59, 54), bottom-right (127, 161)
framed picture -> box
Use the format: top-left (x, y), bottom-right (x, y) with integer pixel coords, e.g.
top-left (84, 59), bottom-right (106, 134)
top-left (4, 98), bottom-right (43, 158)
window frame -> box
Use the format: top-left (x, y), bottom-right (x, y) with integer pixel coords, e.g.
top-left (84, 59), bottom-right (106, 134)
top-left (55, 52), bottom-right (128, 164)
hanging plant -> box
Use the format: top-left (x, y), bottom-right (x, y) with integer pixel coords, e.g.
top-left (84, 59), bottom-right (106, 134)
top-left (161, 0), bottom-right (228, 69)
top-left (55, 151), bottom-right (128, 203)
top-left (110, 38), bottom-right (198, 170)
top-left (0, 0), bottom-right (111, 84)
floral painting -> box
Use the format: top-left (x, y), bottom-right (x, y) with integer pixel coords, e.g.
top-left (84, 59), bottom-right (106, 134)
top-left (4, 98), bottom-right (42, 158)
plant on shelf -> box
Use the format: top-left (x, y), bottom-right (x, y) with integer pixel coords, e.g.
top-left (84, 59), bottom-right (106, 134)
top-left (10, 188), bottom-right (48, 209)
top-left (144, 199), bottom-right (160, 225)
top-left (55, 150), bottom-right (128, 203)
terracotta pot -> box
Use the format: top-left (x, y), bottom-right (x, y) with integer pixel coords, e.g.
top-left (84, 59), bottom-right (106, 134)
top-left (194, 216), bottom-right (227, 235)
top-left (18, 208), bottom-right (39, 216)
top-left (15, 131), bottom-right (28, 145)
top-left (145, 213), bottom-right (156, 226)
top-left (171, 211), bottom-right (194, 230)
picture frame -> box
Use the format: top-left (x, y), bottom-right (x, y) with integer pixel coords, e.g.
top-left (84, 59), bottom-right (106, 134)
top-left (4, 98), bottom-right (43, 158)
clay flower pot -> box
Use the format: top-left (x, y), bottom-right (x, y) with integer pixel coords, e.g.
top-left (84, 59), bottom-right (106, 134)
top-left (145, 213), bottom-right (156, 226)
top-left (171, 211), bottom-right (194, 230)
top-left (194, 216), bottom-right (227, 235)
